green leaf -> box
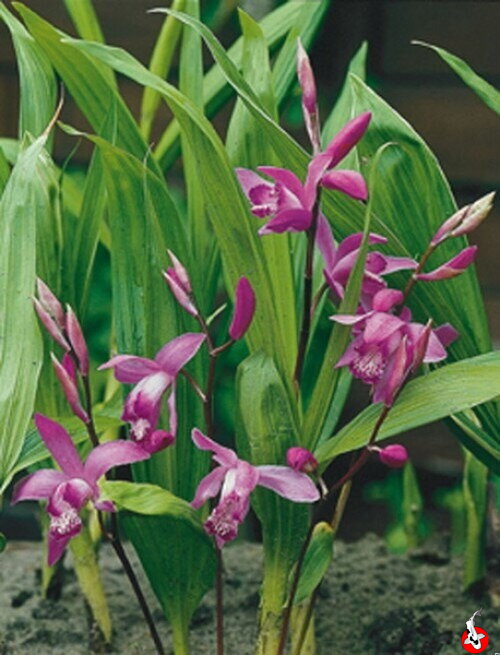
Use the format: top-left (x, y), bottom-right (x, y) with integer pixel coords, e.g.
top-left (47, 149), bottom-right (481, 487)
top-left (0, 135), bottom-right (49, 490)
top-left (154, 0), bottom-right (328, 169)
top-left (462, 451), bottom-right (487, 588)
top-left (62, 36), bottom-right (299, 386)
top-left (315, 352), bottom-right (500, 473)
top-left (0, 2), bottom-right (56, 142)
top-left (322, 41), bottom-right (368, 149)
top-left (101, 481), bottom-right (205, 530)
top-left (15, 3), bottom-right (152, 163)
top-left (402, 462), bottom-right (425, 550)
top-left (62, 0), bottom-right (117, 89)
top-left (140, 0), bottom-right (185, 140)
top-left (0, 533), bottom-right (6, 553)
top-left (294, 522), bottom-right (333, 606)
top-left (413, 41), bottom-right (500, 114)
top-left (236, 352), bottom-right (309, 642)
top-left (0, 146), bottom-right (10, 195)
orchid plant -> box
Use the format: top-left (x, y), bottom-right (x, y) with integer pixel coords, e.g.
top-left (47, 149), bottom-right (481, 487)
top-left (0, 2), bottom-right (499, 655)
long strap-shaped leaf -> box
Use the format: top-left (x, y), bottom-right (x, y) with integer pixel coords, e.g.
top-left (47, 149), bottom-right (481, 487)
top-left (315, 351), bottom-right (500, 474)
top-left (0, 135), bottom-right (48, 487)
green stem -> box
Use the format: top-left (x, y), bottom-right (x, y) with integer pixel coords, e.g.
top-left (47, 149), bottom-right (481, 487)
top-left (171, 618), bottom-right (190, 655)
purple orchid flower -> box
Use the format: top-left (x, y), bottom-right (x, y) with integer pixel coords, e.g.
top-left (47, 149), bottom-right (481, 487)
top-left (99, 333), bottom-right (206, 453)
top-left (236, 113), bottom-right (371, 236)
top-left (316, 215), bottom-right (417, 307)
top-left (191, 429), bottom-right (319, 548)
top-left (331, 289), bottom-right (458, 406)
top-left (12, 414), bottom-right (149, 565)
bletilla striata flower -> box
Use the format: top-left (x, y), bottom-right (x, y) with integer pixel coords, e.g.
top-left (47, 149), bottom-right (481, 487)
top-left (236, 112), bottom-right (371, 236)
top-left (191, 429), bottom-right (319, 548)
top-left (316, 215), bottom-right (417, 307)
top-left (331, 289), bottom-right (458, 406)
top-left (100, 333), bottom-right (205, 453)
top-left (12, 414), bottom-right (149, 565)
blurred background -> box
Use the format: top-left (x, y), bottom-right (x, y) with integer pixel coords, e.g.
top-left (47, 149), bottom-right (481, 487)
top-left (0, 0), bottom-right (498, 549)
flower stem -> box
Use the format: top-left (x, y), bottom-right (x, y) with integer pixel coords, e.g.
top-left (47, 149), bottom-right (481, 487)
top-left (294, 199), bottom-right (321, 390)
top-left (276, 525), bottom-right (314, 655)
top-left (77, 360), bottom-right (166, 655)
top-left (215, 548), bottom-right (225, 655)
top-left (401, 242), bottom-right (435, 306)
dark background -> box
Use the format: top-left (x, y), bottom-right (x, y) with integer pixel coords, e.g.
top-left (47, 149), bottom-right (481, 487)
top-left (0, 0), bottom-right (498, 543)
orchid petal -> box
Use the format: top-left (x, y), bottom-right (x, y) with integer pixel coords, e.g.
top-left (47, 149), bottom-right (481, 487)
top-left (84, 441), bottom-right (149, 484)
top-left (372, 289), bottom-right (404, 312)
top-left (163, 271), bottom-right (198, 316)
top-left (12, 469), bottom-right (68, 503)
top-left (363, 312), bottom-right (404, 344)
top-left (51, 353), bottom-right (89, 423)
top-left (155, 333), bottom-right (206, 375)
top-left (324, 112), bottom-right (371, 167)
top-left (434, 323), bottom-right (459, 347)
top-left (258, 209), bottom-right (312, 235)
top-left (235, 167), bottom-right (268, 196)
top-left (33, 297), bottom-right (70, 351)
top-left (191, 467), bottom-right (227, 509)
top-left (257, 166), bottom-right (304, 202)
top-left (373, 336), bottom-right (409, 406)
top-left (422, 330), bottom-right (448, 363)
top-left (34, 414), bottom-right (84, 478)
top-left (221, 461), bottom-right (259, 500)
top-left (123, 371), bottom-right (170, 428)
top-left (256, 466), bottom-right (319, 502)
top-left (191, 428), bottom-right (237, 467)
top-left (380, 255), bottom-right (418, 275)
top-left (229, 277), bottom-right (256, 340)
top-left (144, 430), bottom-right (175, 454)
top-left (303, 152), bottom-right (331, 210)
top-left (316, 214), bottom-right (337, 270)
top-left (47, 479), bottom-right (93, 515)
top-left (321, 169), bottom-right (368, 201)
top-left (336, 232), bottom-right (386, 261)
top-left (48, 532), bottom-right (73, 566)
top-left (98, 355), bottom-right (160, 383)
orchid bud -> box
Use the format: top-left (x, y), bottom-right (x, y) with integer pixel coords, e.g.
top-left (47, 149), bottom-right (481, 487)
top-left (431, 192), bottom-right (494, 246)
top-left (163, 270), bottom-right (198, 316)
top-left (297, 38), bottom-right (320, 153)
top-left (286, 447), bottom-right (318, 473)
top-left (51, 353), bottom-right (89, 423)
top-left (450, 191), bottom-right (495, 238)
top-left (33, 297), bottom-right (70, 351)
top-left (167, 250), bottom-right (192, 293)
top-left (378, 444), bottom-right (408, 469)
top-left (229, 277), bottom-right (256, 340)
top-left (66, 305), bottom-right (89, 376)
top-left (36, 278), bottom-right (65, 325)
top-left (415, 246), bottom-right (477, 282)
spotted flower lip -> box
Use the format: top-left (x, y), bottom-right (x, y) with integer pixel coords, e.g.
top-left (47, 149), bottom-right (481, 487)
top-left (12, 414), bottom-right (149, 565)
top-left (191, 429), bottom-right (319, 548)
top-left (236, 113), bottom-right (372, 236)
top-left (99, 333), bottom-right (205, 453)
top-left (331, 289), bottom-right (459, 406)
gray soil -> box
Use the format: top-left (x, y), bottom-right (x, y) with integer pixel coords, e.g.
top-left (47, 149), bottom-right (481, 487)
top-left (0, 535), bottom-right (498, 654)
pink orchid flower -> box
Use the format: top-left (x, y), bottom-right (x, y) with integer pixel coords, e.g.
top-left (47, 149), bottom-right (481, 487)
top-left (12, 414), bottom-right (149, 565)
top-left (191, 429), bottom-right (319, 548)
top-left (236, 113), bottom-right (371, 236)
top-left (99, 333), bottom-right (206, 453)
top-left (331, 289), bottom-right (458, 405)
top-left (316, 215), bottom-right (417, 307)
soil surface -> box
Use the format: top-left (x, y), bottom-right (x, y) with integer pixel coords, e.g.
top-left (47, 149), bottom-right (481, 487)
top-left (0, 535), bottom-right (498, 654)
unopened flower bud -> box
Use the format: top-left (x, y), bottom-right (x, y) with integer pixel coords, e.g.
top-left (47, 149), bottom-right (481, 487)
top-left (415, 246), bottom-right (477, 282)
top-left (229, 277), bottom-right (256, 340)
top-left (378, 444), bottom-right (408, 469)
top-left (147, 430), bottom-right (175, 454)
top-left (65, 305), bottom-right (89, 376)
top-left (431, 192), bottom-right (495, 246)
top-left (286, 446), bottom-right (318, 473)
top-left (297, 38), bottom-right (320, 153)
top-left (167, 250), bottom-right (192, 293)
top-left (36, 278), bottom-right (65, 325)
top-left (51, 353), bottom-right (89, 423)
top-left (163, 270), bottom-right (198, 316)
top-left (33, 297), bottom-right (70, 351)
